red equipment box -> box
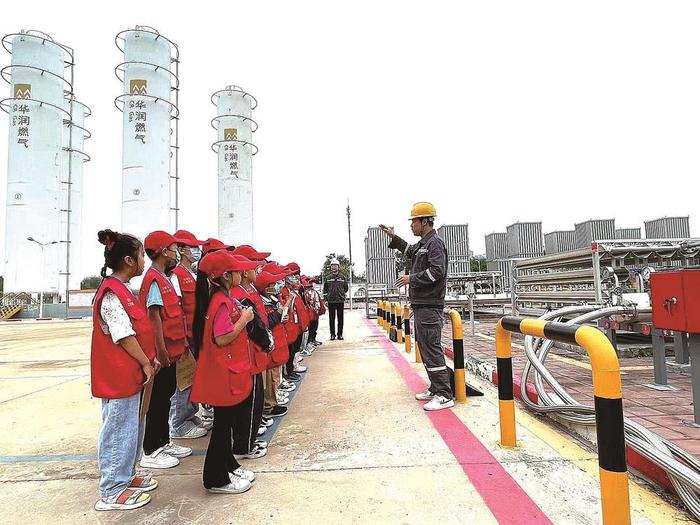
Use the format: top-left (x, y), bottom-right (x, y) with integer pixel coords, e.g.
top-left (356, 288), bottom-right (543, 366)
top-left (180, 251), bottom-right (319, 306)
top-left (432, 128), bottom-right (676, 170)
top-left (650, 269), bottom-right (700, 332)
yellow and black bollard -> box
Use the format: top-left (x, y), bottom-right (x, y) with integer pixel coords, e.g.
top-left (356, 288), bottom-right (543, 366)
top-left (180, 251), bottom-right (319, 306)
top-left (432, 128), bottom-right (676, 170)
top-left (389, 303), bottom-right (397, 341)
top-left (396, 303), bottom-right (404, 344)
top-left (496, 316), bottom-right (630, 525)
top-left (403, 305), bottom-right (413, 354)
top-left (377, 301), bottom-right (383, 327)
top-left (449, 310), bottom-right (467, 402)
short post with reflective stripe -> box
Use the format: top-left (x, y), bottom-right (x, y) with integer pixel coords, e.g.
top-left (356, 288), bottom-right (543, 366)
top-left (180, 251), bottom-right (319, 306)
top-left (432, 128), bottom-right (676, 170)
top-left (385, 302), bottom-right (391, 333)
top-left (495, 319), bottom-right (517, 447)
top-left (396, 303), bottom-right (404, 344)
top-left (449, 310), bottom-right (467, 402)
top-left (415, 341), bottom-right (422, 363)
top-left (390, 303), bottom-right (397, 339)
top-left (403, 305), bottom-right (412, 354)
top-left (496, 315), bottom-right (630, 525)
top-left (377, 301), bottom-right (383, 326)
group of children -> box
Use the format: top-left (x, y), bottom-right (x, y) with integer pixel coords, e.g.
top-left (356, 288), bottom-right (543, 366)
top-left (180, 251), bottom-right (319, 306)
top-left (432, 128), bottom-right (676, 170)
top-left (91, 228), bottom-right (325, 510)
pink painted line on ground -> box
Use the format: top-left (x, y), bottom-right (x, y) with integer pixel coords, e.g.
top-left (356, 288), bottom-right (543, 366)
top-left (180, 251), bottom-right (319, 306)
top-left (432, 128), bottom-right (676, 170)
top-left (365, 319), bottom-right (552, 525)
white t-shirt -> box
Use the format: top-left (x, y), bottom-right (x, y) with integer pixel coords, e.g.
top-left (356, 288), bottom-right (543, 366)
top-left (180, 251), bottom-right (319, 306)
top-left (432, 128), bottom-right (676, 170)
top-left (99, 291), bottom-right (136, 344)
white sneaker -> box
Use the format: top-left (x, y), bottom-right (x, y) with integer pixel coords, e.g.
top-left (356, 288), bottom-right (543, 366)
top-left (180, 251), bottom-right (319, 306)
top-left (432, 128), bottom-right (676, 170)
top-left (254, 439), bottom-right (268, 449)
top-left (235, 445), bottom-right (268, 460)
top-left (140, 447), bottom-right (180, 469)
top-left (231, 467), bottom-right (256, 482)
top-left (172, 425), bottom-right (207, 439)
top-left (262, 417), bottom-right (274, 428)
top-left (279, 383), bottom-right (296, 392)
top-left (163, 442), bottom-right (192, 458)
top-left (423, 395), bottom-right (455, 411)
top-left (415, 389), bottom-right (434, 401)
top-left (257, 425), bottom-right (267, 436)
top-left (277, 397), bottom-right (289, 406)
top-left (207, 477), bottom-right (252, 494)
top-left (199, 419), bottom-right (213, 431)
top-left (293, 364), bottom-right (308, 373)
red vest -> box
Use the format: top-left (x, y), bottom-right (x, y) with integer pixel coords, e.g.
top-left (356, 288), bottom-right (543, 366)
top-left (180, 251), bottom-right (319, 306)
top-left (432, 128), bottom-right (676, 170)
top-left (295, 293), bottom-right (311, 332)
top-left (231, 285), bottom-right (271, 373)
top-left (172, 265), bottom-right (196, 343)
top-left (263, 297), bottom-right (290, 367)
top-left (139, 267), bottom-right (187, 361)
top-left (91, 277), bottom-right (156, 399)
top-left (191, 291), bottom-right (253, 406)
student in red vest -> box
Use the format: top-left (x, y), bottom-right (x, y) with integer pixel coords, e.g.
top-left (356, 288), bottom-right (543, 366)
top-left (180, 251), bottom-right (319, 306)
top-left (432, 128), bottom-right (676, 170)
top-left (283, 263), bottom-right (310, 380)
top-left (229, 249), bottom-right (272, 459)
top-left (255, 270), bottom-right (291, 421)
top-left (191, 250), bottom-right (257, 494)
top-left (138, 231), bottom-right (191, 469)
top-left (92, 230), bottom-right (157, 511)
top-left (166, 230), bottom-right (211, 439)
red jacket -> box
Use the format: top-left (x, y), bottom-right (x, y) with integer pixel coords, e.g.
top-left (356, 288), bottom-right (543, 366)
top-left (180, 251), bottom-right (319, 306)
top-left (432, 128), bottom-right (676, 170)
top-left (262, 295), bottom-right (290, 367)
top-left (191, 290), bottom-right (253, 406)
top-left (91, 277), bottom-right (156, 399)
top-left (231, 284), bottom-right (271, 374)
top-left (172, 265), bottom-right (196, 343)
top-left (139, 267), bottom-right (187, 361)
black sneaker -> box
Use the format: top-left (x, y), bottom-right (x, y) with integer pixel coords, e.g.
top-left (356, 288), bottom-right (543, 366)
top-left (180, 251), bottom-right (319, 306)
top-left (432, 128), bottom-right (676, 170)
top-left (287, 372), bottom-right (301, 381)
top-left (330, 335), bottom-right (336, 340)
top-left (269, 406), bottom-right (288, 417)
top-left (338, 336), bottom-right (344, 340)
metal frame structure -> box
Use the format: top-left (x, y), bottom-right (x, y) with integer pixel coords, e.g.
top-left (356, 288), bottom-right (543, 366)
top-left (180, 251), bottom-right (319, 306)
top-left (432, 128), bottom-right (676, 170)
top-left (210, 86), bottom-right (259, 155)
top-left (1, 30), bottom-right (91, 315)
top-left (114, 26), bottom-right (180, 229)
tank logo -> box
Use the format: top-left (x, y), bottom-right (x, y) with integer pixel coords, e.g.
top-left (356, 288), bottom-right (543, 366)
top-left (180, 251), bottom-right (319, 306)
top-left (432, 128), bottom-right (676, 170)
top-left (130, 79), bottom-right (148, 95)
top-left (14, 84), bottom-right (31, 99)
top-left (224, 128), bottom-right (238, 141)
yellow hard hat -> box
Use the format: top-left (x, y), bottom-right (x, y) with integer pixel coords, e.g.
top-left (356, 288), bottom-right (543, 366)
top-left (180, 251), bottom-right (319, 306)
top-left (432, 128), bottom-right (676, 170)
top-left (409, 201), bottom-right (437, 220)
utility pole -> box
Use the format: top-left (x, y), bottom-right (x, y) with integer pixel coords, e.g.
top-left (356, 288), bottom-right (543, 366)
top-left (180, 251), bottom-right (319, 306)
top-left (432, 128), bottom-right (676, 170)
top-left (347, 200), bottom-right (353, 311)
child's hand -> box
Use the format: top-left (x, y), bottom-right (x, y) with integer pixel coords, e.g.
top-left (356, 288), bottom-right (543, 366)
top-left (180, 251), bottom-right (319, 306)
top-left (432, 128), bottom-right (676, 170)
top-left (142, 363), bottom-right (155, 386)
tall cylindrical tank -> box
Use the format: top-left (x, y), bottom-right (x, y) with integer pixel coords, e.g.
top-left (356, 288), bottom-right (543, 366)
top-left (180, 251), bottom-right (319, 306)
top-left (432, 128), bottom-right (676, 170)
top-left (644, 216), bottom-right (691, 239)
top-left (506, 222), bottom-right (543, 258)
top-left (437, 224), bottom-right (470, 275)
top-left (115, 26), bottom-right (178, 243)
top-left (211, 85), bottom-right (258, 245)
top-left (574, 219), bottom-right (615, 248)
top-left (2, 31), bottom-right (69, 293)
top-left (59, 98), bottom-right (91, 293)
top-left (485, 232), bottom-right (508, 260)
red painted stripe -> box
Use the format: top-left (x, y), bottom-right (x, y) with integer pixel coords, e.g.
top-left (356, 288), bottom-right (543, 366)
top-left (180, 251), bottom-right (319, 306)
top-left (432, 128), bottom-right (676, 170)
top-left (366, 319), bottom-right (552, 525)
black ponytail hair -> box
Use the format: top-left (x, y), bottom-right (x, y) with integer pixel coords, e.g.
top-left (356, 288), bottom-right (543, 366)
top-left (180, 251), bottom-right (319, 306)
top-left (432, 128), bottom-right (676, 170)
top-left (97, 229), bottom-right (142, 279)
top-left (191, 270), bottom-right (212, 359)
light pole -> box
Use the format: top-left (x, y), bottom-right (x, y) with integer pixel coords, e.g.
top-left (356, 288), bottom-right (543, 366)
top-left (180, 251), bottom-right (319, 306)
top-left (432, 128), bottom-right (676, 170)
top-left (347, 200), bottom-right (353, 311)
top-left (27, 237), bottom-right (58, 319)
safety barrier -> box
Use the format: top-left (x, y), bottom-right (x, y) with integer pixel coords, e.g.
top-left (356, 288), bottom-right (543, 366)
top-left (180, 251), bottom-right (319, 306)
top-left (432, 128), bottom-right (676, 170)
top-left (377, 301), bottom-right (383, 326)
top-left (390, 303), bottom-right (397, 341)
top-left (496, 316), bottom-right (630, 525)
top-left (403, 305), bottom-right (412, 354)
top-left (448, 310), bottom-right (467, 402)
top-left (395, 302), bottom-right (404, 344)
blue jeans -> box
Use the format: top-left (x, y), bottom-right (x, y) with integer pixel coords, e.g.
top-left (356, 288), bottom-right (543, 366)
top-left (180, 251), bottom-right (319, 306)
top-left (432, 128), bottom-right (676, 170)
top-left (169, 386), bottom-right (199, 437)
top-left (97, 392), bottom-right (145, 498)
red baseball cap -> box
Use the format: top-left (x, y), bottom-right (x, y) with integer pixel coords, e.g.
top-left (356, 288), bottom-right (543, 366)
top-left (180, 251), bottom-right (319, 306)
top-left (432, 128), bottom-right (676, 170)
top-left (174, 229), bottom-right (205, 247)
top-left (286, 262), bottom-right (300, 274)
top-left (233, 244), bottom-right (271, 261)
top-left (230, 254), bottom-right (260, 269)
top-left (263, 262), bottom-right (291, 275)
top-left (144, 230), bottom-right (178, 252)
top-left (199, 251), bottom-right (258, 278)
top-left (254, 271), bottom-right (286, 291)
top-left (202, 238), bottom-right (233, 254)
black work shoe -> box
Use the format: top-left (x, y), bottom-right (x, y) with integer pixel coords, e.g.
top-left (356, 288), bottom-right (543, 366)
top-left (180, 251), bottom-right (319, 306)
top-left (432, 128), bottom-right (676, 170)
top-left (338, 336), bottom-right (344, 340)
top-left (269, 405), bottom-right (288, 417)
top-left (287, 372), bottom-right (301, 381)
top-left (330, 335), bottom-right (336, 340)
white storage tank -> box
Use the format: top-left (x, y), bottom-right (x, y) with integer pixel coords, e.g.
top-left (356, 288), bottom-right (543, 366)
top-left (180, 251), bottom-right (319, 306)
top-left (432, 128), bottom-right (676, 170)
top-left (212, 85), bottom-right (257, 245)
top-left (115, 26), bottom-right (178, 243)
top-left (2, 30), bottom-right (69, 293)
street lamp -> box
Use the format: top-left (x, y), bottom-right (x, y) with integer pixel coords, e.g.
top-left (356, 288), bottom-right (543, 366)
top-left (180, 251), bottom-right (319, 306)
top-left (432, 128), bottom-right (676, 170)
top-left (27, 237), bottom-right (58, 319)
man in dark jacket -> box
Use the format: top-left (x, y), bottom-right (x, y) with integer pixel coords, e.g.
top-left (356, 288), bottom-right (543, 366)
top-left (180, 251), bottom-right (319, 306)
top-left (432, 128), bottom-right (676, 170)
top-left (323, 258), bottom-right (348, 340)
top-left (380, 201), bottom-right (453, 411)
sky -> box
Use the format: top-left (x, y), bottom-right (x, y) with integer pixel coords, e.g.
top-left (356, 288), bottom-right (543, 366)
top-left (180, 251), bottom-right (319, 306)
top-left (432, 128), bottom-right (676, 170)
top-left (1, 1), bottom-right (699, 283)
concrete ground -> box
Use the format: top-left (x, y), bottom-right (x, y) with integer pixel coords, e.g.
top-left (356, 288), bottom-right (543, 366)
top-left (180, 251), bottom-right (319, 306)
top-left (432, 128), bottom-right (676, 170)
top-left (0, 312), bottom-right (692, 524)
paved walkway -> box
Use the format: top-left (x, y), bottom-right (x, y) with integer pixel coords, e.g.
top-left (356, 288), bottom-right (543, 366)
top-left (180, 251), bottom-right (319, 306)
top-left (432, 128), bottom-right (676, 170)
top-left (0, 312), bottom-right (689, 523)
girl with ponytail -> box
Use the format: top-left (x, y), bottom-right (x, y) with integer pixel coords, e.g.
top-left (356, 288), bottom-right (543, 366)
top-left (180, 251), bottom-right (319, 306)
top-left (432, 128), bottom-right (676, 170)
top-left (91, 229), bottom-right (159, 511)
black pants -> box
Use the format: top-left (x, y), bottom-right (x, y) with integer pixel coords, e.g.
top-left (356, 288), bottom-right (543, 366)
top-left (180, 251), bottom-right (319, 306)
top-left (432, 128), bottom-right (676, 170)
top-left (231, 373), bottom-right (264, 454)
top-left (414, 306), bottom-right (452, 398)
top-left (328, 303), bottom-right (344, 337)
top-left (286, 336), bottom-right (302, 375)
top-left (203, 405), bottom-right (241, 489)
top-left (308, 319), bottom-right (319, 343)
top-left (143, 363), bottom-right (176, 455)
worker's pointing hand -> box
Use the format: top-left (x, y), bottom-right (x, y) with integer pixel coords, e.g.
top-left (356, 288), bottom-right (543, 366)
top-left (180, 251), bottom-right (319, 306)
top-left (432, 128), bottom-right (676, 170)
top-left (379, 224), bottom-right (394, 238)
top-left (396, 275), bottom-right (410, 287)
